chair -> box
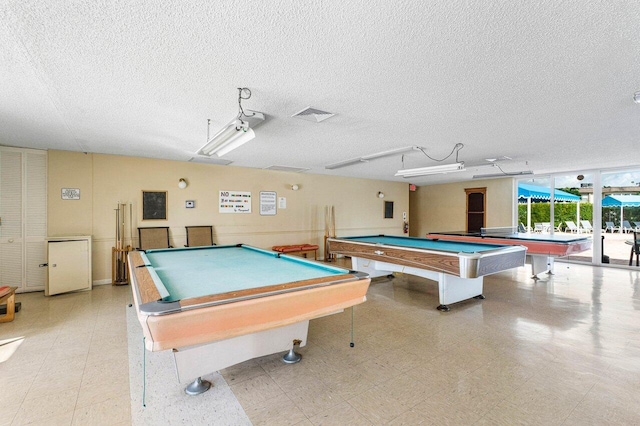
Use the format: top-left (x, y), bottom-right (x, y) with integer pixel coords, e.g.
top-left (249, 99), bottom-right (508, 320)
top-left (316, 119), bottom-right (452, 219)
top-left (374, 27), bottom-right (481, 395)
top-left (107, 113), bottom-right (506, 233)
top-left (554, 222), bottom-right (563, 232)
top-left (603, 222), bottom-right (617, 233)
top-left (138, 227), bottom-right (171, 250)
top-left (634, 222), bottom-right (640, 231)
top-left (564, 221), bottom-right (579, 233)
top-left (629, 232), bottom-right (640, 266)
top-left (621, 221), bottom-right (634, 233)
top-left (542, 222), bottom-right (551, 233)
top-left (185, 226), bottom-right (215, 247)
top-left (534, 223), bottom-right (543, 233)
top-left (580, 220), bottom-right (593, 233)
top-left (518, 223), bottom-right (532, 233)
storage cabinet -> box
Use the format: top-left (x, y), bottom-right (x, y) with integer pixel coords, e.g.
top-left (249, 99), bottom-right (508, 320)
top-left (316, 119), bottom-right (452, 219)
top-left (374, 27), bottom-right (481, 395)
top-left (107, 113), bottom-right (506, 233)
top-left (0, 147), bottom-right (47, 292)
top-left (46, 236), bottom-right (92, 296)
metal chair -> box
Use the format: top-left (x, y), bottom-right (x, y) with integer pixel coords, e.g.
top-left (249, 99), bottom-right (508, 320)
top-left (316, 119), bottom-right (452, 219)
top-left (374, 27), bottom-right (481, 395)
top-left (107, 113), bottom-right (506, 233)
top-left (185, 226), bottom-right (215, 247)
top-left (630, 232), bottom-right (640, 267)
top-left (138, 227), bottom-right (171, 250)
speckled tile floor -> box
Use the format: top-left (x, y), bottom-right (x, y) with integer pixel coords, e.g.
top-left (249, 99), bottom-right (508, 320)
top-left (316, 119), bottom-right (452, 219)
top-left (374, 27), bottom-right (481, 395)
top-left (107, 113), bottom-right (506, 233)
top-left (2, 260), bottom-right (640, 425)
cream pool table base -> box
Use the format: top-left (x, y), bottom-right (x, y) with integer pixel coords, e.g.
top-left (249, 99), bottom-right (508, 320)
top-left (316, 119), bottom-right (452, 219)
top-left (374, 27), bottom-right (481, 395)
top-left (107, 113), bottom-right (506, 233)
top-left (351, 257), bottom-right (485, 312)
top-left (171, 320), bottom-right (309, 395)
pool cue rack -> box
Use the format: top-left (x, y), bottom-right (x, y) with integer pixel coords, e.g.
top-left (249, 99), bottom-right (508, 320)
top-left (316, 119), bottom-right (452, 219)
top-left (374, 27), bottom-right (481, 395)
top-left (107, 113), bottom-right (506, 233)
top-left (324, 205), bottom-right (336, 262)
top-left (112, 202), bottom-right (132, 285)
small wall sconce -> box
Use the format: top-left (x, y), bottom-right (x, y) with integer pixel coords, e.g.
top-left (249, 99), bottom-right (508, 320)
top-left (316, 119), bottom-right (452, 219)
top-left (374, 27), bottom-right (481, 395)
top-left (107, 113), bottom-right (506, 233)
top-left (291, 184), bottom-right (299, 191)
top-left (377, 191), bottom-right (385, 199)
top-left (178, 178), bottom-right (188, 189)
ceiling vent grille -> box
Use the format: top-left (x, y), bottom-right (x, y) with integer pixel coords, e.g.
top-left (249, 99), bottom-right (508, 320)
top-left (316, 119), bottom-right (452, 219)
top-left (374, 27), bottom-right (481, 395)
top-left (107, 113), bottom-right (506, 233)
top-left (292, 107), bottom-right (335, 123)
top-left (263, 165), bottom-right (310, 173)
top-left (189, 156), bottom-right (233, 165)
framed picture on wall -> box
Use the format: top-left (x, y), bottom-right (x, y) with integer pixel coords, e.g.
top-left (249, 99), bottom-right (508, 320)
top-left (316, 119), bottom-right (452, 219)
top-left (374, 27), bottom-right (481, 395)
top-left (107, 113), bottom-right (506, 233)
top-left (384, 201), bottom-right (394, 219)
top-left (142, 191), bottom-right (167, 220)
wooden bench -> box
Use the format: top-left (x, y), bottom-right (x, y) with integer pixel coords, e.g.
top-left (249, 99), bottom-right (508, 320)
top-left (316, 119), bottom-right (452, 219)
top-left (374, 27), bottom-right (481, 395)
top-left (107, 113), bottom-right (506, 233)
top-left (272, 244), bottom-right (319, 260)
top-left (0, 286), bottom-right (18, 323)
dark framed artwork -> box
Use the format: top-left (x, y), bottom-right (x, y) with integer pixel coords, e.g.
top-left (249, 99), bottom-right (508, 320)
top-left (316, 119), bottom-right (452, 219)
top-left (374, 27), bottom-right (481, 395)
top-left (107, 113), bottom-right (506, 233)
top-left (142, 191), bottom-right (167, 220)
top-left (384, 201), bottom-right (394, 219)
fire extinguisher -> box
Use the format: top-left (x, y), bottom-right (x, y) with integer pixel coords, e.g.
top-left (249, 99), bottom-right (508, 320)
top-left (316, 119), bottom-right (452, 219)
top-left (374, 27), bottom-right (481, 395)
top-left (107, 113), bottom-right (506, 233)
top-left (403, 221), bottom-right (409, 234)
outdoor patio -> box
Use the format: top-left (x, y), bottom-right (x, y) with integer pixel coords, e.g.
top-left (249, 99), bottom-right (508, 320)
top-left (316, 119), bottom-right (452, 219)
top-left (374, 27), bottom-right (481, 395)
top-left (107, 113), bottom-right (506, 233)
top-left (557, 229), bottom-right (639, 266)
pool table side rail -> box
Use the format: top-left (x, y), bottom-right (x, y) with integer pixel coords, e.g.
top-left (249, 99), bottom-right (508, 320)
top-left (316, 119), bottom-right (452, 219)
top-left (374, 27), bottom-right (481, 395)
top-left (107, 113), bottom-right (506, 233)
top-left (425, 233), bottom-right (593, 257)
top-left (328, 238), bottom-right (463, 275)
top-left (328, 237), bottom-right (526, 278)
top-left (128, 263), bottom-right (371, 351)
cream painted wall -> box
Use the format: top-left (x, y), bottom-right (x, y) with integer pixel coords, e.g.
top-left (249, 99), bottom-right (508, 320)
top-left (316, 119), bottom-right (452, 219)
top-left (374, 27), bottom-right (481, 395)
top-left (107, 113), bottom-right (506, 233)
top-left (48, 150), bottom-right (409, 283)
top-left (409, 178), bottom-right (515, 237)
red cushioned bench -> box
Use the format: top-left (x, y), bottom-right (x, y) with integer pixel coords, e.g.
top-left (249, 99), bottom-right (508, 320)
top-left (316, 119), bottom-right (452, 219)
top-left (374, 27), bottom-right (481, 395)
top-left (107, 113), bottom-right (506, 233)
top-left (271, 244), bottom-right (319, 260)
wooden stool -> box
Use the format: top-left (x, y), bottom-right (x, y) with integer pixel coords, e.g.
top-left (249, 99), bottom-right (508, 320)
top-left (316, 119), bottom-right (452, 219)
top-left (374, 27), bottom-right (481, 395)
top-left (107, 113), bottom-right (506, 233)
top-left (0, 286), bottom-right (18, 323)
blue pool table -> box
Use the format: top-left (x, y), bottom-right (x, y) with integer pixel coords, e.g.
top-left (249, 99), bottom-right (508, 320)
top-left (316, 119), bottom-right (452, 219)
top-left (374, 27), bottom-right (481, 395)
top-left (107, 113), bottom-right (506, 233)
top-left (327, 235), bottom-right (526, 311)
top-left (129, 244), bottom-right (370, 394)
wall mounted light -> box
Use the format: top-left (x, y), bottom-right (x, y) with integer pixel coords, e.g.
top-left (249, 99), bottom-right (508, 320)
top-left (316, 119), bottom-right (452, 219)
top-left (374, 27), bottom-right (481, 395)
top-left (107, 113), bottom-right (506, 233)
top-left (377, 191), bottom-right (385, 198)
top-left (291, 184), bottom-right (299, 191)
top-left (178, 178), bottom-right (188, 189)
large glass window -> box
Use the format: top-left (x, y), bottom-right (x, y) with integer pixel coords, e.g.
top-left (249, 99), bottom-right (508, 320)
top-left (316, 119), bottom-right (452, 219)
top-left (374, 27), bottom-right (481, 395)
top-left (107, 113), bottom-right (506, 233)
top-left (600, 169), bottom-right (640, 266)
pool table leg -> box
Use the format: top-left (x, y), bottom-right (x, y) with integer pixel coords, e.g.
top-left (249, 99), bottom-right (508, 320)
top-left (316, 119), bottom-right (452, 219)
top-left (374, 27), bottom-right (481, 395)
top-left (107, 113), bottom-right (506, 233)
top-left (437, 304), bottom-right (451, 312)
top-left (185, 377), bottom-right (212, 395)
top-left (282, 339), bottom-right (302, 364)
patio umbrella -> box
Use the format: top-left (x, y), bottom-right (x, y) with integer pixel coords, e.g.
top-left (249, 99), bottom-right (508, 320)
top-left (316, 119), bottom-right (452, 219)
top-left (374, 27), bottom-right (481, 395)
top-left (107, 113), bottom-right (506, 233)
top-left (518, 183), bottom-right (581, 231)
top-left (601, 195), bottom-right (640, 230)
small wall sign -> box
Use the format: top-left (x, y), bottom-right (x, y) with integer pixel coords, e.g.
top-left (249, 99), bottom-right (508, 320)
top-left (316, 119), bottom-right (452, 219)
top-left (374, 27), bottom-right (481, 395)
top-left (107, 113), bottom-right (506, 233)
top-left (61, 188), bottom-right (80, 200)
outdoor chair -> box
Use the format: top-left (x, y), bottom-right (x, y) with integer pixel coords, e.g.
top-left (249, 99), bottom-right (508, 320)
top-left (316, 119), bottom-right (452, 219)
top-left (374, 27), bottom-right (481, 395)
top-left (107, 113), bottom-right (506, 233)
top-left (629, 232), bottom-right (640, 267)
top-left (603, 222), bottom-right (617, 233)
top-left (519, 223), bottom-right (532, 233)
top-left (555, 222), bottom-right (563, 232)
top-left (542, 222), bottom-right (551, 233)
top-left (634, 222), bottom-right (640, 231)
top-left (580, 220), bottom-right (593, 233)
top-left (621, 221), bottom-right (634, 233)
top-left (185, 226), bottom-right (215, 247)
top-left (564, 221), bottom-right (579, 233)
top-left (138, 227), bottom-right (172, 250)
top-left (534, 223), bottom-right (543, 233)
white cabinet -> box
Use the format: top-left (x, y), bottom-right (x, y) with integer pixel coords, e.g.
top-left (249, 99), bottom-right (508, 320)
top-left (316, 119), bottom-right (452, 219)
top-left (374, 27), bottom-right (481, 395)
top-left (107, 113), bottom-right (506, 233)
top-left (46, 236), bottom-right (92, 296)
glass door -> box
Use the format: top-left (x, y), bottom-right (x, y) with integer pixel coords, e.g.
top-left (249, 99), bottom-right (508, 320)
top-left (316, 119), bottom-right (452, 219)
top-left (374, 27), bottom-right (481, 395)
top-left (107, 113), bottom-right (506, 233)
top-left (600, 169), bottom-right (640, 266)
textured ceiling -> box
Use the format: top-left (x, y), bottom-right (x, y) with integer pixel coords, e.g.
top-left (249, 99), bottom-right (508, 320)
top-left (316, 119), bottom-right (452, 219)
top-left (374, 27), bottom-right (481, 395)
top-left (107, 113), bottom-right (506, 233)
top-left (1, 1), bottom-right (640, 185)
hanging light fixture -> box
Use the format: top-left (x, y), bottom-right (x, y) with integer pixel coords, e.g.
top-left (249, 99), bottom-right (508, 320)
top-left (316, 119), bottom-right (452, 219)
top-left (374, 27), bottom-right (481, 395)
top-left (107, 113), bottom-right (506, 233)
top-left (197, 88), bottom-right (265, 157)
top-left (395, 143), bottom-right (466, 178)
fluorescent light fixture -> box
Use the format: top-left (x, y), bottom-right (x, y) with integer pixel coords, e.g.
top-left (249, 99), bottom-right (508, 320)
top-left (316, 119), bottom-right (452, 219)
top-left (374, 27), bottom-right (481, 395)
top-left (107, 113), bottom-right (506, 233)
top-left (472, 171), bottom-right (533, 179)
top-left (325, 146), bottom-right (421, 170)
top-left (395, 162), bottom-right (465, 178)
top-left (197, 119), bottom-right (255, 157)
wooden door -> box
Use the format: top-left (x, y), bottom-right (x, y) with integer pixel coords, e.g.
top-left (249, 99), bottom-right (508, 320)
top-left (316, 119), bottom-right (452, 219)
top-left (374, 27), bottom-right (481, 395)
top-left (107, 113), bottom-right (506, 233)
top-left (465, 187), bottom-right (486, 233)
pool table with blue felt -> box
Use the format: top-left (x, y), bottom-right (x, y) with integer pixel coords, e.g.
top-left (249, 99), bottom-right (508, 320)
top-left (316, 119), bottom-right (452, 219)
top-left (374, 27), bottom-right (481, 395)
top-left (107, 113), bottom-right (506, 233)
top-left (129, 244), bottom-right (370, 393)
top-left (327, 235), bottom-right (526, 311)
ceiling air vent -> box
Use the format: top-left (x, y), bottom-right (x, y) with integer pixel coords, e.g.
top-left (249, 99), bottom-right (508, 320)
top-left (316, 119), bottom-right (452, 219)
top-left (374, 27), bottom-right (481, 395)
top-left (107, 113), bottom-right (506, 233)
top-left (263, 165), bottom-right (310, 173)
top-left (189, 157), bottom-right (233, 165)
top-left (292, 107), bottom-right (335, 123)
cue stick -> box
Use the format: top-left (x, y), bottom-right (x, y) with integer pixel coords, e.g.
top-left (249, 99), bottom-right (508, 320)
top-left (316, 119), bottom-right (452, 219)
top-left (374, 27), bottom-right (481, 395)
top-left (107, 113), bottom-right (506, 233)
top-left (331, 205), bottom-right (336, 237)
